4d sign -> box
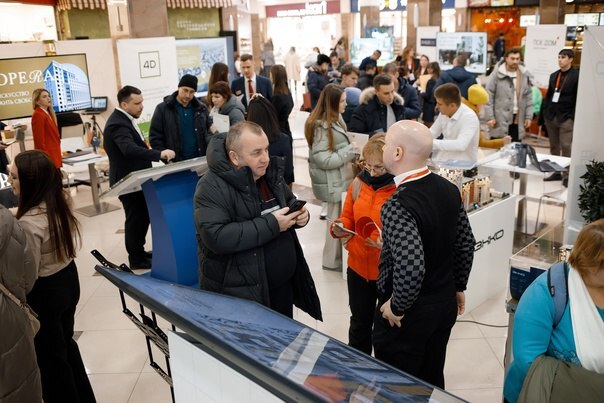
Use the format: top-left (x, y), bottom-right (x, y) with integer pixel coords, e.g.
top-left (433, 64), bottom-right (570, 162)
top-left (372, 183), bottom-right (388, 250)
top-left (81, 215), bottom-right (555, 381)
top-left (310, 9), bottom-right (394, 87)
top-left (138, 51), bottom-right (161, 79)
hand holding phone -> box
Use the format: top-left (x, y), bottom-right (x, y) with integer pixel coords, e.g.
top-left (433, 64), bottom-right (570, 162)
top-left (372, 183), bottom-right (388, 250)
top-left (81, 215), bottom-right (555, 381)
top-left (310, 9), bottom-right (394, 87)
top-left (286, 199), bottom-right (307, 215)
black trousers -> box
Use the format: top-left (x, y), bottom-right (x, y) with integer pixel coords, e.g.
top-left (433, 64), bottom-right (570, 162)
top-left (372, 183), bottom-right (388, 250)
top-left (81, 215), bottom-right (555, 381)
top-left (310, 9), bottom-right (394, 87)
top-left (27, 261), bottom-right (96, 403)
top-left (269, 279), bottom-right (294, 318)
top-left (119, 190), bottom-right (149, 263)
top-left (373, 296), bottom-right (457, 389)
top-left (508, 123), bottom-right (520, 143)
top-left (347, 268), bottom-right (378, 355)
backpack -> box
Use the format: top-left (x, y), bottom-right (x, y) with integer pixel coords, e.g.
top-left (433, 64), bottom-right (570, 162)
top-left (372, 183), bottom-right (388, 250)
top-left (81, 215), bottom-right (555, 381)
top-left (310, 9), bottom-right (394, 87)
top-left (547, 261), bottom-right (569, 328)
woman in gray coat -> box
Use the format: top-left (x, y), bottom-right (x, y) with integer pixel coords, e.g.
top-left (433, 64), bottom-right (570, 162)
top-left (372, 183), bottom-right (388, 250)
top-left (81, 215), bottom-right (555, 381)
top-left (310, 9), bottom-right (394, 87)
top-left (0, 206), bottom-right (42, 403)
top-left (208, 81), bottom-right (245, 129)
top-left (305, 84), bottom-right (356, 271)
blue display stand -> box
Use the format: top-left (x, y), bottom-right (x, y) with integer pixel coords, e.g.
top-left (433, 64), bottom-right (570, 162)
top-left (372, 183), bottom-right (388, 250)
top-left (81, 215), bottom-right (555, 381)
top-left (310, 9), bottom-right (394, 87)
top-left (100, 158), bottom-right (208, 287)
top-left (142, 170), bottom-right (200, 286)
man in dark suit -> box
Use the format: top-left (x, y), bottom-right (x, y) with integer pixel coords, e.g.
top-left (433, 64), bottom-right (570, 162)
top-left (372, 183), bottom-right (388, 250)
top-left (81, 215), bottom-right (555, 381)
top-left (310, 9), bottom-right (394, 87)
top-left (230, 54), bottom-right (272, 110)
top-left (103, 86), bottom-right (175, 269)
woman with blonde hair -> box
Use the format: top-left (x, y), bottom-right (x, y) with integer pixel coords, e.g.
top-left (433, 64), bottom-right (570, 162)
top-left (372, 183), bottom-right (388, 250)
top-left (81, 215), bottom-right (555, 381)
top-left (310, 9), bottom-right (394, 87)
top-left (305, 84), bottom-right (356, 271)
top-left (396, 46), bottom-right (419, 83)
top-left (9, 150), bottom-right (95, 403)
top-left (330, 134), bottom-right (396, 354)
top-left (31, 88), bottom-right (62, 168)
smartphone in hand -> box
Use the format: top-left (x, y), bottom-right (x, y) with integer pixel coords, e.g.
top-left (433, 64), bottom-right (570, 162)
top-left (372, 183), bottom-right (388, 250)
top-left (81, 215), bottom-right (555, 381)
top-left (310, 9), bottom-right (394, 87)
top-left (286, 199), bottom-right (307, 215)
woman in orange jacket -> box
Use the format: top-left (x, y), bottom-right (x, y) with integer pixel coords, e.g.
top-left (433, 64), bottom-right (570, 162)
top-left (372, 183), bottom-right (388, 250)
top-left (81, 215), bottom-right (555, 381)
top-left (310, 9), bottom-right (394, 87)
top-left (331, 134), bottom-right (396, 355)
top-left (31, 88), bottom-right (62, 168)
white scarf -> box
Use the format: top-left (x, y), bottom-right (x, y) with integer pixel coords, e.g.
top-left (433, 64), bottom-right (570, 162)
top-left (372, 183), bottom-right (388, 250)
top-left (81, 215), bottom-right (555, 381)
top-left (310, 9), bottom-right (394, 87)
top-left (569, 265), bottom-right (604, 373)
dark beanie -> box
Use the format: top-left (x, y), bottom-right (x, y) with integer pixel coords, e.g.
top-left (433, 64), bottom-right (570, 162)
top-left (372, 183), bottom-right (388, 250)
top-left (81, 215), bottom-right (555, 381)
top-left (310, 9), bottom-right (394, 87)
top-left (317, 54), bottom-right (330, 65)
top-left (178, 74), bottom-right (198, 90)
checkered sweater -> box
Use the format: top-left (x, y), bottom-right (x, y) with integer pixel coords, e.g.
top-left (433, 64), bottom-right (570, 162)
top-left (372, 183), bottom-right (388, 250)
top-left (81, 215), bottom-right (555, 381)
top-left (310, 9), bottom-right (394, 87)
top-left (377, 174), bottom-right (475, 316)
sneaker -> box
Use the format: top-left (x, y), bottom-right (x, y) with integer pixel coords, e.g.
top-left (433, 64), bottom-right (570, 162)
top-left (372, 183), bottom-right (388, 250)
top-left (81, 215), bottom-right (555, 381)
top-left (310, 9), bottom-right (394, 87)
top-left (320, 202), bottom-right (328, 220)
top-left (544, 172), bottom-right (562, 182)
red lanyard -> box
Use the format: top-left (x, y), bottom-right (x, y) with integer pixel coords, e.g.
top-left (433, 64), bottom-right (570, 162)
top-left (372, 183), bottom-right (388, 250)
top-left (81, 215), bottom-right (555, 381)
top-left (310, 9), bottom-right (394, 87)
top-left (400, 168), bottom-right (430, 186)
top-left (555, 71), bottom-right (566, 92)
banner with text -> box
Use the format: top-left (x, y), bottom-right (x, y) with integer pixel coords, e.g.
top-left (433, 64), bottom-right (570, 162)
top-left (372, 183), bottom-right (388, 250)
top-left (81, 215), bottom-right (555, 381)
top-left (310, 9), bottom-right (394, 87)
top-left (416, 26), bottom-right (440, 63)
top-left (116, 37), bottom-right (178, 138)
top-left (524, 25), bottom-right (567, 88)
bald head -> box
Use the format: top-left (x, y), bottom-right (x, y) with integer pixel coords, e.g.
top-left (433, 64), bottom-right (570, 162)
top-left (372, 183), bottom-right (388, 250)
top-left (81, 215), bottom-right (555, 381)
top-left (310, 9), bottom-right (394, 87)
top-left (383, 120), bottom-right (433, 175)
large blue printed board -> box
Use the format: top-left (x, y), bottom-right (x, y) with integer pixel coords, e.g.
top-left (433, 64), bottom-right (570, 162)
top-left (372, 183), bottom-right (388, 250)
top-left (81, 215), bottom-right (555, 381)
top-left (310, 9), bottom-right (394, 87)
top-left (96, 266), bottom-right (466, 403)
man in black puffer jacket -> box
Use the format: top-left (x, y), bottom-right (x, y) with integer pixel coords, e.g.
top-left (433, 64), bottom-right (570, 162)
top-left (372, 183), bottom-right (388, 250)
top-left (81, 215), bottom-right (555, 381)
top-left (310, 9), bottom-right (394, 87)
top-left (150, 74), bottom-right (217, 161)
top-left (349, 74), bottom-right (406, 136)
top-left (194, 122), bottom-right (322, 320)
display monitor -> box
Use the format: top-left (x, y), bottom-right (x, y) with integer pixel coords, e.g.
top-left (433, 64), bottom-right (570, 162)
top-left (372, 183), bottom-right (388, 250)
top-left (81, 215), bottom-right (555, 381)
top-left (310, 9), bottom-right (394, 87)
top-left (0, 54), bottom-right (92, 120)
top-left (350, 37), bottom-right (395, 68)
top-left (175, 37), bottom-right (235, 94)
top-left (436, 32), bottom-right (488, 74)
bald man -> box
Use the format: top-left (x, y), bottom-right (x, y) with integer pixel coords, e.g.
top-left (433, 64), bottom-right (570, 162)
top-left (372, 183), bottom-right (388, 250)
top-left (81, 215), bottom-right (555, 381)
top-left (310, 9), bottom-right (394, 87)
top-left (373, 120), bottom-right (475, 388)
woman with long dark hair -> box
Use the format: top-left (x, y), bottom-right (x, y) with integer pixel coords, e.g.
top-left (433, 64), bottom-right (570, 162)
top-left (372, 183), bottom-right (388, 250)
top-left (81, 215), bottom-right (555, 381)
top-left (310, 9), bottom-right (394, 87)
top-left (9, 150), bottom-right (95, 403)
top-left (247, 96), bottom-right (294, 186)
top-left (31, 88), bottom-right (62, 168)
top-left (305, 84), bottom-right (356, 271)
top-left (269, 64), bottom-right (294, 136)
top-left (202, 62), bottom-right (230, 107)
top-left (421, 62), bottom-right (441, 127)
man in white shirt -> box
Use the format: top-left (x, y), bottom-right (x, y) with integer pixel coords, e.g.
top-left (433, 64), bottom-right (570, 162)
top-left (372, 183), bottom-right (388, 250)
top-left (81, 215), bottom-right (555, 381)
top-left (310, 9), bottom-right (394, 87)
top-left (430, 83), bottom-right (480, 164)
top-left (104, 86), bottom-right (175, 269)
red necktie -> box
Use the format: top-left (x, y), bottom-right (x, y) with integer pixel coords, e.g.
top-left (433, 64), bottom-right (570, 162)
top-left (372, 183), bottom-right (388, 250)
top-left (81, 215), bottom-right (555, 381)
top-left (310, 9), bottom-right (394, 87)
top-left (248, 79), bottom-right (254, 99)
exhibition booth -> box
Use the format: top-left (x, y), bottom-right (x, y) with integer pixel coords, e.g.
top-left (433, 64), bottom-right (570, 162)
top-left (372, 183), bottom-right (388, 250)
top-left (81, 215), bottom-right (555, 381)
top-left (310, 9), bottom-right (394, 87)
top-left (2, 23), bottom-right (604, 402)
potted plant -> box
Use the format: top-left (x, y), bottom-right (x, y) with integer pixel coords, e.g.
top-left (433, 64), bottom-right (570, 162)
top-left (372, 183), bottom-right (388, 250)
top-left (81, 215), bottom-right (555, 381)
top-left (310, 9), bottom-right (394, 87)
top-left (578, 160), bottom-right (604, 223)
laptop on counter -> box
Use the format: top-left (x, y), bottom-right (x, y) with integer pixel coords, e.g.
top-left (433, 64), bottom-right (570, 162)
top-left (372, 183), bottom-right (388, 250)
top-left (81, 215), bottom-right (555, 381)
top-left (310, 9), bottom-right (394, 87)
top-left (526, 145), bottom-right (568, 173)
top-left (84, 96), bottom-right (108, 114)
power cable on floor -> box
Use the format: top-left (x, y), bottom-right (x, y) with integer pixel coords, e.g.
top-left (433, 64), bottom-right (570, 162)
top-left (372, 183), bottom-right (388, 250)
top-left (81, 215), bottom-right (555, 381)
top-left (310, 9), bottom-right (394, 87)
top-left (457, 319), bottom-right (508, 328)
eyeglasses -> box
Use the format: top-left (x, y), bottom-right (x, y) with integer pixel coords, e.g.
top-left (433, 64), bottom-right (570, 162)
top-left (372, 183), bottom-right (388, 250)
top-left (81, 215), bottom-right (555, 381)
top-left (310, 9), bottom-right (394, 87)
top-left (360, 161), bottom-right (386, 175)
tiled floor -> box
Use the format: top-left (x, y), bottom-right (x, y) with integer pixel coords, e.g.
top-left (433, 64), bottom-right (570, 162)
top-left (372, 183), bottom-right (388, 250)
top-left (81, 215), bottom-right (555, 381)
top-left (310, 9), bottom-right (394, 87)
top-left (65, 129), bottom-right (566, 402)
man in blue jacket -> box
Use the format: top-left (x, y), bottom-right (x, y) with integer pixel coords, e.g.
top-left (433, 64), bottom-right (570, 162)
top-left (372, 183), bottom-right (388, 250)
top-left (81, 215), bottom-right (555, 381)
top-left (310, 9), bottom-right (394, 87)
top-left (435, 56), bottom-right (477, 99)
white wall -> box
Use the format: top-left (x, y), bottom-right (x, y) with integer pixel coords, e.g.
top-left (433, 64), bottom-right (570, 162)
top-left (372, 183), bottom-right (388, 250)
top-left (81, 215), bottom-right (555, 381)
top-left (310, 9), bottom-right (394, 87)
top-left (0, 3), bottom-right (57, 42)
top-left (564, 26), bottom-right (604, 242)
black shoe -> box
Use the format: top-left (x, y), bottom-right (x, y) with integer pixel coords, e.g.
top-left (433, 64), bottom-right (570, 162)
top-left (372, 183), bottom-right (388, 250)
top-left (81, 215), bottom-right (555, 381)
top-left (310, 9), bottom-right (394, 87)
top-left (129, 257), bottom-right (151, 270)
top-left (143, 251), bottom-right (153, 259)
top-left (544, 172), bottom-right (562, 182)
top-left (562, 177), bottom-right (568, 187)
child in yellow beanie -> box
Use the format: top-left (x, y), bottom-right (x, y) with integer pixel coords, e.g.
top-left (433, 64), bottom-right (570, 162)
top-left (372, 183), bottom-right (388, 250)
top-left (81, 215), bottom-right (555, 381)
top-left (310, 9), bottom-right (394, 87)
top-left (462, 84), bottom-right (511, 149)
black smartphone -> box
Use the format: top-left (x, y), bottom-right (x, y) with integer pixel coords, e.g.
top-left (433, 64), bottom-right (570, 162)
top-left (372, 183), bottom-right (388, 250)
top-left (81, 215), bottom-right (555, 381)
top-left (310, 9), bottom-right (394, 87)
top-left (286, 199), bottom-right (306, 215)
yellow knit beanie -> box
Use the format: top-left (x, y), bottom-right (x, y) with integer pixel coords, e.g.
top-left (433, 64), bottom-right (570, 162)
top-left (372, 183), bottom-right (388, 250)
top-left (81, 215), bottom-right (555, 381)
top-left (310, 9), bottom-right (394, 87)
top-left (468, 84), bottom-right (489, 106)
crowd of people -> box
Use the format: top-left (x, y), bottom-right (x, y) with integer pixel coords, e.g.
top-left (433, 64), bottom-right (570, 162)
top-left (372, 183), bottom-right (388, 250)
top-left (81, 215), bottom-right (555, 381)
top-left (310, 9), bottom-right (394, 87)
top-left (1, 36), bottom-right (599, 403)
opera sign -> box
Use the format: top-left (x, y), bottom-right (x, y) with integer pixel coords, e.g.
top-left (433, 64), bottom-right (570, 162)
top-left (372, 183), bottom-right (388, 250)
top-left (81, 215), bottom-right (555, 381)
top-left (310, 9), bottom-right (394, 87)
top-left (0, 173), bottom-right (11, 190)
top-left (0, 70), bottom-right (44, 87)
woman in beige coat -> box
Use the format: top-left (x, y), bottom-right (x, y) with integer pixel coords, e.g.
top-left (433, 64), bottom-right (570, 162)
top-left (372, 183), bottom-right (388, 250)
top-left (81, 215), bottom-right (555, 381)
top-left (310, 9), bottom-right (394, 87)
top-left (305, 84), bottom-right (356, 271)
top-left (0, 205), bottom-right (42, 403)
